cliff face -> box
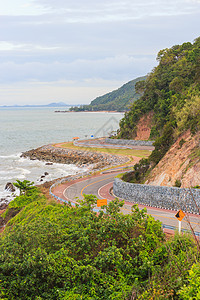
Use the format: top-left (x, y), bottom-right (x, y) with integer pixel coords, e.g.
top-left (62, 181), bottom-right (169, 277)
top-left (135, 111), bottom-right (153, 140)
top-left (146, 131), bottom-right (200, 188)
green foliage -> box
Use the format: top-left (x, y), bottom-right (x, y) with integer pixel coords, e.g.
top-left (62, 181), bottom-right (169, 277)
top-left (122, 158), bottom-right (150, 183)
top-left (138, 234), bottom-right (199, 299)
top-left (178, 263), bottom-right (200, 299)
top-left (0, 190), bottom-right (199, 299)
top-left (2, 185), bottom-right (45, 220)
top-left (192, 185), bottom-right (200, 189)
top-left (70, 76), bottom-right (146, 112)
top-left (179, 138), bottom-right (186, 148)
top-left (174, 180), bottom-right (181, 188)
top-left (149, 122), bottom-right (175, 165)
top-left (119, 37), bottom-right (200, 159)
top-left (13, 180), bottom-right (35, 196)
top-left (175, 95), bottom-right (200, 136)
top-left (0, 191), bottom-right (165, 299)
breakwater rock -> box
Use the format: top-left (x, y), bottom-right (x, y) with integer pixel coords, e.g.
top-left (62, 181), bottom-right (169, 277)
top-left (21, 145), bottom-right (129, 169)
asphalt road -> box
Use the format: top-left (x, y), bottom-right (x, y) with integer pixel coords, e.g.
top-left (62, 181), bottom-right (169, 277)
top-left (64, 172), bottom-right (200, 234)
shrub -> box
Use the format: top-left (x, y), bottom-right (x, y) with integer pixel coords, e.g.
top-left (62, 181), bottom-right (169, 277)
top-left (175, 179), bottom-right (181, 188)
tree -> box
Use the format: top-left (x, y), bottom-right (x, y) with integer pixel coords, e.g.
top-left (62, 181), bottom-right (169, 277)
top-left (13, 179), bottom-right (35, 195)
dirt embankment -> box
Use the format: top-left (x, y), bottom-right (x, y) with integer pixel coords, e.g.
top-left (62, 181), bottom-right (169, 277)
top-left (146, 130), bottom-right (200, 188)
top-left (135, 111), bottom-right (154, 140)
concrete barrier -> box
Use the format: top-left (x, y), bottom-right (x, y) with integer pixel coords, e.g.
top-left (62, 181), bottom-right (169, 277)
top-left (105, 138), bottom-right (154, 147)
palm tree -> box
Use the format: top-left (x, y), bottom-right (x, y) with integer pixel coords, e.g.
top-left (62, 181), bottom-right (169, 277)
top-left (13, 180), bottom-right (35, 195)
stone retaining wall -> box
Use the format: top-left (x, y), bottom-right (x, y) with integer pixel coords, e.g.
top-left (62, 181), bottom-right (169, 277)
top-left (105, 138), bottom-right (154, 147)
top-left (113, 178), bottom-right (200, 214)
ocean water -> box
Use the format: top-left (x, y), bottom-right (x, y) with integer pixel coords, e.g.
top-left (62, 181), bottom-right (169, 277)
top-left (0, 107), bottom-right (123, 201)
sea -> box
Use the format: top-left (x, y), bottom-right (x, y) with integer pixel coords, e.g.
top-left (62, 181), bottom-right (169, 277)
top-left (0, 107), bottom-right (123, 202)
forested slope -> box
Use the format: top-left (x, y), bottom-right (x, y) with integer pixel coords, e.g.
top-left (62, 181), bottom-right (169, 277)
top-left (119, 37), bottom-right (200, 141)
top-left (120, 37), bottom-right (200, 185)
top-left (70, 76), bottom-right (146, 112)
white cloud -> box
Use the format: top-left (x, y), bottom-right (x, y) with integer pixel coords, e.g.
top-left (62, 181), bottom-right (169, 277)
top-left (0, 80), bottom-right (125, 105)
top-left (32, 0), bottom-right (200, 23)
top-left (0, 54), bottom-right (154, 84)
top-left (0, 0), bottom-right (48, 16)
top-left (0, 0), bottom-right (199, 105)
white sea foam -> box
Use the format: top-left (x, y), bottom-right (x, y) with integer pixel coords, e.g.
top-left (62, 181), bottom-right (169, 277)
top-left (16, 168), bottom-right (31, 175)
top-left (0, 153), bottom-right (21, 159)
top-left (0, 152), bottom-right (87, 203)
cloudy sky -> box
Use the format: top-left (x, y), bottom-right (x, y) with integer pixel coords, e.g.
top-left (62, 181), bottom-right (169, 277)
top-left (0, 0), bottom-right (200, 105)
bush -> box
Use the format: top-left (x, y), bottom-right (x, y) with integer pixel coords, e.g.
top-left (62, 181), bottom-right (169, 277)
top-left (178, 263), bottom-right (200, 299)
top-left (175, 179), bottom-right (181, 188)
top-left (179, 138), bottom-right (186, 148)
top-left (0, 193), bottom-right (164, 299)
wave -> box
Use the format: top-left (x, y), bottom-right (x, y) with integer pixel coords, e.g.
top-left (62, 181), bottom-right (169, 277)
top-left (15, 168), bottom-right (31, 175)
top-left (0, 153), bottom-right (21, 159)
top-left (0, 176), bottom-right (16, 181)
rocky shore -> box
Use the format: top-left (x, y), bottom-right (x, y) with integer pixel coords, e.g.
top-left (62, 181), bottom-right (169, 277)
top-left (21, 144), bottom-right (129, 169)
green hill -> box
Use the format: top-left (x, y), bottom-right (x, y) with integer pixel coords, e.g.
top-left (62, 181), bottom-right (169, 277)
top-left (119, 37), bottom-right (200, 183)
top-left (70, 76), bottom-right (146, 112)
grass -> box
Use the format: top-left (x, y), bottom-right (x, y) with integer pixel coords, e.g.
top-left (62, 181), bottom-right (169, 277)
top-left (189, 147), bottom-right (200, 160)
top-left (53, 142), bottom-right (151, 158)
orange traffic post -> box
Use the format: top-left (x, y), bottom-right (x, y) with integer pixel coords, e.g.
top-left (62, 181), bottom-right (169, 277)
top-left (97, 199), bottom-right (107, 207)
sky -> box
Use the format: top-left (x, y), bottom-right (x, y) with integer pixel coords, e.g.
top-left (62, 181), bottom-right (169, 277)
top-left (0, 0), bottom-right (200, 106)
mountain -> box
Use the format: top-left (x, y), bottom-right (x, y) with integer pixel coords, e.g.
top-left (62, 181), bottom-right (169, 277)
top-left (119, 37), bottom-right (200, 187)
top-left (70, 76), bottom-right (146, 112)
top-left (46, 102), bottom-right (69, 107)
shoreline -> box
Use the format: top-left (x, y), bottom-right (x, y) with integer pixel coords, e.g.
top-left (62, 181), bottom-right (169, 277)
top-left (55, 110), bottom-right (124, 113)
top-left (21, 144), bottom-right (130, 170)
top-left (0, 142), bottom-right (132, 212)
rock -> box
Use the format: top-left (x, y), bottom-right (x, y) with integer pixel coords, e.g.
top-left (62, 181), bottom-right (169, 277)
top-left (21, 144), bottom-right (129, 169)
top-left (44, 172), bottom-right (49, 176)
top-left (0, 203), bottom-right (8, 210)
top-left (45, 162), bottom-right (53, 165)
top-left (5, 182), bottom-right (15, 192)
top-left (41, 175), bottom-right (45, 179)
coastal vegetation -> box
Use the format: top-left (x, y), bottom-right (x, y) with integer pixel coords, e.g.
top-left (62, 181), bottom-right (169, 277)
top-left (70, 76), bottom-right (146, 112)
top-left (119, 37), bottom-right (200, 184)
top-left (0, 184), bottom-right (199, 299)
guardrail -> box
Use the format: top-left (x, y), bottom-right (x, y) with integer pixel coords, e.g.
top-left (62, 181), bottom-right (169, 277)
top-left (50, 173), bottom-right (83, 204)
top-left (162, 224), bottom-right (200, 237)
top-left (49, 172), bottom-right (101, 213)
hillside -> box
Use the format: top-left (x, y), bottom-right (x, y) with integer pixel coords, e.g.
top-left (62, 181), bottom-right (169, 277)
top-left (0, 184), bottom-right (199, 299)
top-left (70, 76), bottom-right (146, 112)
top-left (119, 37), bottom-right (200, 187)
top-left (146, 130), bottom-right (200, 188)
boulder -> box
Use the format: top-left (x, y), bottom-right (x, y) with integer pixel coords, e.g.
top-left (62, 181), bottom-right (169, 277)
top-left (5, 182), bottom-right (15, 192)
top-left (0, 203), bottom-right (8, 210)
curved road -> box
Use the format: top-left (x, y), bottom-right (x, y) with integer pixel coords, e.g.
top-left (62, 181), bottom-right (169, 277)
top-left (52, 171), bottom-right (200, 234)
